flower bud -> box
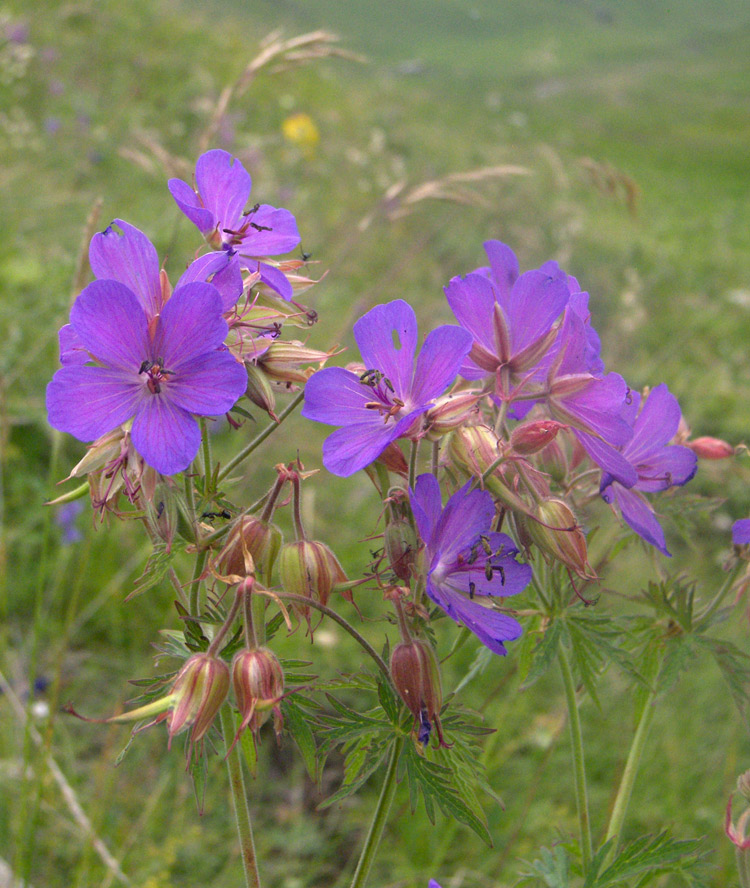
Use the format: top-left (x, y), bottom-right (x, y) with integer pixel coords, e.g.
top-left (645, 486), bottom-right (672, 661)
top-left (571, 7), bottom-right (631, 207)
top-left (449, 425), bottom-right (527, 513)
top-left (232, 647), bottom-right (285, 740)
top-left (528, 498), bottom-right (593, 578)
top-left (220, 515), bottom-right (283, 580)
top-left (390, 639), bottom-right (446, 747)
top-left (384, 519), bottom-right (418, 581)
top-left (510, 420), bottom-right (564, 456)
top-left (167, 653), bottom-right (230, 749)
top-left (145, 482), bottom-right (179, 553)
top-left (536, 437), bottom-right (569, 485)
top-left (245, 363), bottom-right (277, 417)
top-left (424, 390), bottom-right (482, 438)
top-left (686, 436), bottom-right (735, 460)
top-left (279, 539), bottom-right (347, 609)
top-left (259, 340), bottom-right (334, 384)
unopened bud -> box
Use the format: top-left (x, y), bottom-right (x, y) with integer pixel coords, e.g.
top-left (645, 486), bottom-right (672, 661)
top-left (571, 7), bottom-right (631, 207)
top-left (220, 515), bottom-right (282, 580)
top-left (280, 539), bottom-right (347, 609)
top-left (686, 436), bottom-right (734, 460)
top-left (424, 390), bottom-right (482, 438)
top-left (145, 482), bottom-right (179, 553)
top-left (168, 653), bottom-right (230, 748)
top-left (536, 437), bottom-right (569, 484)
top-left (232, 647), bottom-right (285, 739)
top-left (390, 639), bottom-right (445, 747)
top-left (384, 519), bottom-right (418, 581)
top-left (510, 420), bottom-right (564, 455)
top-left (449, 425), bottom-right (527, 513)
top-left (245, 364), bottom-right (277, 417)
top-left (528, 498), bottom-right (592, 578)
top-left (259, 340), bottom-right (333, 384)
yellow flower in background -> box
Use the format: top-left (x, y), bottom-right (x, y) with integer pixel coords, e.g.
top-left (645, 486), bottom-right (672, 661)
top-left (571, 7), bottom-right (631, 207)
top-left (282, 112), bottom-right (320, 157)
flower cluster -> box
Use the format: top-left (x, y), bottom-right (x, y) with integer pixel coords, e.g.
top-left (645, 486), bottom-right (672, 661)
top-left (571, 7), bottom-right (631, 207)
top-left (49, 151), bottom-right (723, 768)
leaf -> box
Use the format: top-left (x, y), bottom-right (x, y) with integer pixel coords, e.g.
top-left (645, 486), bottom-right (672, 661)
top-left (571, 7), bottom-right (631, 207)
top-left (401, 742), bottom-right (492, 845)
top-left (317, 736), bottom-right (389, 809)
top-left (240, 717), bottom-right (258, 777)
top-left (517, 845), bottom-right (571, 888)
top-left (283, 697), bottom-right (318, 781)
top-left (693, 635), bottom-right (750, 726)
top-left (453, 642), bottom-right (493, 693)
top-left (521, 619), bottom-right (563, 689)
top-left (584, 832), bottom-right (705, 887)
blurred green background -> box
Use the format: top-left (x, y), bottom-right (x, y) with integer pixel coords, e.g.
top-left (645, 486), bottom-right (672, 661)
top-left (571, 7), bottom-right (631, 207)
top-left (1, 0), bottom-right (749, 886)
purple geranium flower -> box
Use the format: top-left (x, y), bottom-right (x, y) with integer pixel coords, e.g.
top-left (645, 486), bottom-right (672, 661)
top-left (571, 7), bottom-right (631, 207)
top-left (410, 474), bottom-right (531, 655)
top-left (169, 150), bottom-right (300, 301)
top-left (600, 384), bottom-right (697, 555)
top-left (733, 520), bottom-right (750, 545)
top-left (302, 300), bottom-right (472, 477)
top-left (47, 280), bottom-right (248, 475)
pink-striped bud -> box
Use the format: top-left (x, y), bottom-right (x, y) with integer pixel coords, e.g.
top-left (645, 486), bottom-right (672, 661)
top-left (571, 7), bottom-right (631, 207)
top-left (686, 436), bottom-right (734, 460)
top-left (232, 647), bottom-right (285, 740)
top-left (384, 519), bottom-right (418, 581)
top-left (245, 364), bottom-right (277, 417)
top-left (220, 515), bottom-right (282, 580)
top-left (449, 425), bottom-right (527, 513)
top-left (510, 420), bottom-right (564, 455)
top-left (167, 653), bottom-right (230, 749)
top-left (259, 340), bottom-right (334, 384)
top-left (424, 390), bottom-right (482, 438)
top-left (390, 639), bottom-right (445, 747)
top-left (279, 539), bottom-right (347, 609)
top-left (528, 498), bottom-right (593, 578)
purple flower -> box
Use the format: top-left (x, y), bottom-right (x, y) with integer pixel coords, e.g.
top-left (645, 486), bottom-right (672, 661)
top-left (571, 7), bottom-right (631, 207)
top-left (733, 520), bottom-right (750, 545)
top-left (428, 882), bottom-right (443, 888)
top-left (302, 300), bottom-right (472, 477)
top-left (46, 280), bottom-right (248, 476)
top-left (55, 501), bottom-right (84, 544)
top-left (168, 150), bottom-right (300, 300)
top-left (410, 474), bottom-right (531, 655)
top-left (600, 384), bottom-right (697, 555)
top-left (446, 241), bottom-right (634, 484)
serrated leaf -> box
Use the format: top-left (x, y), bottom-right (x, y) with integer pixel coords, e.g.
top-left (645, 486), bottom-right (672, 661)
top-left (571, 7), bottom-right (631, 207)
top-left (656, 636), bottom-right (693, 695)
top-left (521, 619), bottom-right (563, 689)
top-left (401, 743), bottom-right (492, 845)
top-left (377, 673), bottom-right (401, 724)
top-left (584, 832), bottom-right (705, 887)
top-left (283, 698), bottom-right (318, 781)
top-left (693, 635), bottom-right (750, 725)
top-left (318, 739), bottom-right (388, 809)
top-left (563, 621), bottom-right (602, 707)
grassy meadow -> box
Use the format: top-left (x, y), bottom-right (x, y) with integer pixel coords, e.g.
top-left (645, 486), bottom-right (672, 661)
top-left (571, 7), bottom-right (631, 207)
top-left (1, 1), bottom-right (750, 886)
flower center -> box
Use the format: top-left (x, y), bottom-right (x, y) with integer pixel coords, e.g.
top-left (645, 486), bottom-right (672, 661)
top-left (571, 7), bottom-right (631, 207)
top-left (139, 357), bottom-right (172, 395)
top-left (222, 204), bottom-right (273, 247)
top-left (359, 368), bottom-right (405, 423)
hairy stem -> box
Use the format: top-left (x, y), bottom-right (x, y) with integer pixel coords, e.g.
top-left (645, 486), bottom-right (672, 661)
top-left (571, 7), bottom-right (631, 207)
top-left (275, 592), bottom-right (390, 679)
top-left (558, 645), bottom-right (593, 871)
top-left (604, 686), bottom-right (657, 855)
top-left (349, 735), bottom-right (405, 888)
top-left (220, 706), bottom-right (261, 888)
top-left (218, 390), bottom-right (304, 483)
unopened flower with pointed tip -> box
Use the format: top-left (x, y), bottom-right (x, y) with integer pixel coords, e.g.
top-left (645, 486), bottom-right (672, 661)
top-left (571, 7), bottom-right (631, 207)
top-left (686, 436), bottom-right (735, 460)
top-left (302, 300), bottom-right (472, 477)
top-left (410, 473), bottom-right (531, 655)
top-left (167, 653), bottom-right (230, 750)
top-left (219, 515), bottom-right (283, 580)
top-left (390, 638), bottom-right (445, 746)
top-left (527, 498), bottom-right (593, 578)
top-left (169, 149), bottom-right (300, 301)
top-left (280, 539), bottom-right (347, 609)
top-left (231, 647), bottom-right (285, 743)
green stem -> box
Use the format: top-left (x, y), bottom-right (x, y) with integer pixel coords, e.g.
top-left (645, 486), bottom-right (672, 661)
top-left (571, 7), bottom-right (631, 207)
top-left (218, 390), bottom-right (304, 483)
top-left (349, 735), bottom-right (405, 888)
top-left (408, 439), bottom-right (419, 490)
top-left (220, 706), bottom-right (261, 888)
top-left (737, 847), bottom-right (750, 888)
top-left (431, 440), bottom-right (440, 477)
top-left (604, 686), bottom-right (657, 854)
top-left (200, 417), bottom-right (213, 485)
top-left (275, 591), bottom-right (390, 680)
top-left (558, 645), bottom-right (593, 871)
top-left (188, 549), bottom-right (208, 618)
